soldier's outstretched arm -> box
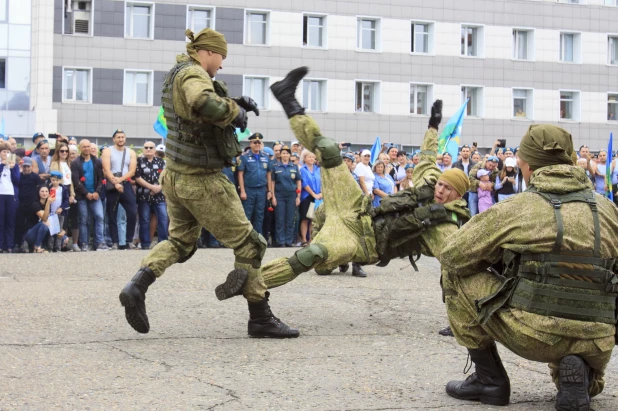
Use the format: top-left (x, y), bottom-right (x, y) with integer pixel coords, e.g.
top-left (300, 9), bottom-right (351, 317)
top-left (412, 100), bottom-right (443, 188)
top-left (180, 66), bottom-right (239, 126)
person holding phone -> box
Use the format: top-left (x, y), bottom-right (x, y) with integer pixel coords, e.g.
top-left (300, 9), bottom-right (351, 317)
top-left (495, 157), bottom-right (518, 201)
top-left (0, 141), bottom-right (20, 253)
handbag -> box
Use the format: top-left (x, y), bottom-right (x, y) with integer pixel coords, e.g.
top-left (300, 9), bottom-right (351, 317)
top-left (106, 148), bottom-right (126, 191)
top-left (306, 201), bottom-right (316, 219)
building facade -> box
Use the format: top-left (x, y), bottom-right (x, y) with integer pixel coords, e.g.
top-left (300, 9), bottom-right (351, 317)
top-left (3, 0), bottom-right (618, 150)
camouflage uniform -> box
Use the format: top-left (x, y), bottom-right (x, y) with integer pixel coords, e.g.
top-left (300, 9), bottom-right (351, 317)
top-left (141, 54), bottom-right (267, 302)
top-left (468, 161), bottom-right (499, 194)
top-left (260, 117), bottom-right (468, 288)
top-left (441, 164), bottom-right (618, 396)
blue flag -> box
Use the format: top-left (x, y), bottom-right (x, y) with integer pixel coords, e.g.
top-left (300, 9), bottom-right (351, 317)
top-left (438, 99), bottom-right (469, 160)
top-left (606, 132), bottom-right (613, 201)
top-left (0, 118), bottom-right (5, 140)
top-left (370, 136), bottom-right (382, 164)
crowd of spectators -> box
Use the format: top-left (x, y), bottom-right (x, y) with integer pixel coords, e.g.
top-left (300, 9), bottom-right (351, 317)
top-left (1, 132), bottom-right (616, 254)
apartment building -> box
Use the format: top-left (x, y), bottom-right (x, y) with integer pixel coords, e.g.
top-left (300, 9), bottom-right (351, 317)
top-left (3, 0), bottom-right (618, 149)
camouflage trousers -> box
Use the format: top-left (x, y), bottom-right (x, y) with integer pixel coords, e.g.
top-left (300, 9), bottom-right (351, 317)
top-left (141, 168), bottom-right (267, 302)
top-left (261, 115), bottom-right (379, 288)
top-left (442, 268), bottom-right (615, 397)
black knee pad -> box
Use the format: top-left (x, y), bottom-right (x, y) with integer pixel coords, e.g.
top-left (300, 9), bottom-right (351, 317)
top-left (288, 244), bottom-right (329, 275)
top-left (235, 230), bottom-right (268, 268)
top-left (314, 135), bottom-right (343, 168)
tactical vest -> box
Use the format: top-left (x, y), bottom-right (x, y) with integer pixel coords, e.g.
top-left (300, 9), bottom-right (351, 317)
top-left (161, 61), bottom-right (241, 169)
top-left (477, 189), bottom-right (618, 327)
top-left (370, 184), bottom-right (467, 270)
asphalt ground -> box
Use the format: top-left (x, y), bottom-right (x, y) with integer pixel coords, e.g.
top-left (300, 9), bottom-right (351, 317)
top-left (0, 248), bottom-right (616, 410)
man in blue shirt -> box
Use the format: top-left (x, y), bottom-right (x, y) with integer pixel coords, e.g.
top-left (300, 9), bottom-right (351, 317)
top-left (237, 133), bottom-right (272, 235)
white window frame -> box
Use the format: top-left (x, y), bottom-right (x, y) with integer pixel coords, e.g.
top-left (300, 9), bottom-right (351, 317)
top-left (608, 34), bottom-right (618, 65)
top-left (557, 0), bottom-right (584, 4)
top-left (124, 1), bottom-right (155, 40)
top-left (604, 0), bottom-right (618, 6)
top-left (0, 0), bottom-right (6, 23)
top-left (409, 83), bottom-right (433, 116)
top-left (460, 23), bottom-right (485, 58)
top-left (558, 89), bottom-right (581, 122)
top-left (461, 85), bottom-right (484, 118)
top-left (302, 13), bottom-right (328, 49)
top-left (607, 92), bottom-right (618, 122)
top-left (302, 78), bottom-right (328, 112)
top-left (559, 31), bottom-right (582, 64)
top-left (356, 16), bottom-right (382, 52)
top-left (410, 20), bottom-right (435, 55)
top-left (243, 75), bottom-right (270, 110)
top-left (186, 5), bottom-right (216, 34)
top-left (62, 66), bottom-right (93, 104)
top-left (511, 88), bottom-right (534, 121)
top-left (123, 69), bottom-right (154, 106)
top-left (244, 9), bottom-right (271, 46)
top-left (61, 0), bottom-right (95, 36)
top-left (512, 28), bottom-right (535, 61)
top-left (354, 80), bottom-right (381, 114)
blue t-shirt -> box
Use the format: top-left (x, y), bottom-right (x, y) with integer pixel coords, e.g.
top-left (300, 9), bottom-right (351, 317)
top-left (83, 159), bottom-right (95, 193)
top-left (372, 174), bottom-right (396, 207)
top-left (237, 151), bottom-right (272, 188)
top-left (300, 164), bottom-right (321, 201)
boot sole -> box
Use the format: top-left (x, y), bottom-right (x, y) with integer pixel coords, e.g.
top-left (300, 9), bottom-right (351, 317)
top-left (446, 390), bottom-right (509, 406)
top-left (215, 269), bottom-right (249, 301)
top-left (555, 356), bottom-right (591, 411)
top-left (248, 330), bottom-right (300, 339)
top-left (119, 292), bottom-right (150, 334)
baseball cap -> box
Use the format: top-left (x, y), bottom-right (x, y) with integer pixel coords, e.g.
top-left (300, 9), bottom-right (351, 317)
top-left (156, 144), bottom-right (165, 152)
top-left (32, 132), bottom-right (44, 142)
top-left (342, 152), bottom-right (355, 162)
top-left (22, 157), bottom-right (33, 166)
top-left (360, 149), bottom-right (371, 157)
top-left (505, 157), bottom-right (517, 168)
top-left (291, 141), bottom-right (300, 146)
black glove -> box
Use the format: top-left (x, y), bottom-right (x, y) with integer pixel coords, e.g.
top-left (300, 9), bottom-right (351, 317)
top-left (232, 96), bottom-right (260, 117)
top-left (428, 99), bottom-right (443, 130)
top-left (232, 107), bottom-right (248, 132)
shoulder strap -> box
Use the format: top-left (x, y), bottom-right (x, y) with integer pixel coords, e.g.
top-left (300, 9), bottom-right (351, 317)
top-left (120, 148), bottom-right (127, 175)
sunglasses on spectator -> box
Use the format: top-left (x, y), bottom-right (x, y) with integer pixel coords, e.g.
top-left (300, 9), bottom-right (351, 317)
top-left (59, 150), bottom-right (69, 153)
top-left (251, 141), bottom-right (262, 144)
top-left (144, 146), bottom-right (155, 149)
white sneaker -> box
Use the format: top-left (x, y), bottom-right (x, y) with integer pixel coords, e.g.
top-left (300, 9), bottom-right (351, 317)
top-left (72, 244), bottom-right (80, 252)
top-left (96, 244), bottom-right (109, 251)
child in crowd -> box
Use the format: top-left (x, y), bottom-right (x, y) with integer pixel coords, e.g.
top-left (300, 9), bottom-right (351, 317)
top-left (476, 168), bottom-right (493, 213)
top-left (48, 171), bottom-right (69, 251)
top-left (399, 164), bottom-right (415, 190)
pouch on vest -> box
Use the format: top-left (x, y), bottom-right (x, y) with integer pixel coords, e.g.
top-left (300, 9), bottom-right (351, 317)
top-left (212, 80), bottom-right (242, 165)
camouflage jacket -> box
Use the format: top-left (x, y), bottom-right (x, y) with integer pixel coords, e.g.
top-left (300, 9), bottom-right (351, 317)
top-left (441, 164), bottom-right (618, 339)
top-left (410, 128), bottom-right (470, 258)
top-left (468, 161), bottom-right (499, 193)
top-left (166, 54), bottom-right (240, 174)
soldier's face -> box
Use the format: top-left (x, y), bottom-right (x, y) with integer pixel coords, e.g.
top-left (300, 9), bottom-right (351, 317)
top-left (200, 50), bottom-right (224, 77)
top-left (517, 156), bottom-right (533, 184)
top-left (485, 161), bottom-right (497, 172)
top-left (434, 180), bottom-right (461, 204)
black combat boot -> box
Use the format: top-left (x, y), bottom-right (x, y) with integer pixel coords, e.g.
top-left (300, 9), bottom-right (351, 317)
top-left (446, 343), bottom-right (511, 406)
top-left (119, 267), bottom-right (157, 334)
top-left (352, 263), bottom-right (367, 278)
top-left (439, 326), bottom-right (454, 337)
top-left (215, 269), bottom-right (249, 301)
top-left (339, 263), bottom-right (350, 273)
top-left (555, 355), bottom-right (591, 411)
top-left (248, 292), bottom-right (300, 338)
top-left (270, 67), bottom-right (308, 119)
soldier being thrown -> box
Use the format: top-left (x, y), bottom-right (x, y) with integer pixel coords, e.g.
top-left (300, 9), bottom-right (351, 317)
top-left (119, 28), bottom-right (298, 339)
top-left (215, 67), bottom-right (470, 300)
top-left (440, 125), bottom-right (618, 409)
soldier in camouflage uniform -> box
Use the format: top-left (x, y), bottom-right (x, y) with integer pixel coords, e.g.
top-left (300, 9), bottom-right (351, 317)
top-left (441, 124), bottom-right (618, 410)
top-left (119, 28), bottom-right (298, 338)
top-left (216, 67), bottom-right (470, 296)
top-left (467, 157), bottom-right (499, 216)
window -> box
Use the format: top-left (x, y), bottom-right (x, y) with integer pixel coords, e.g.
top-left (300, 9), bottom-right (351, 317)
top-left (302, 80), bottom-right (326, 112)
top-left (411, 22), bottom-right (434, 54)
top-left (244, 77), bottom-right (269, 109)
top-left (245, 11), bottom-right (269, 45)
top-left (303, 14), bottom-right (326, 47)
top-left (461, 25), bottom-right (484, 57)
top-left (0, 0), bottom-right (6, 22)
top-left (0, 59), bottom-right (5, 89)
top-left (63, 68), bottom-right (91, 102)
top-left (559, 91), bottom-right (580, 121)
top-left (512, 29), bottom-right (534, 60)
top-left (63, 0), bottom-right (94, 35)
top-left (187, 6), bottom-right (214, 33)
top-left (513, 89), bottom-right (533, 120)
top-left (608, 94), bottom-right (618, 121)
top-left (409, 84), bottom-right (431, 115)
top-left (355, 82), bottom-right (379, 113)
top-left (123, 70), bottom-right (153, 105)
top-left (125, 3), bottom-right (154, 39)
top-left (605, 0), bottom-right (617, 6)
top-left (608, 36), bottom-right (618, 65)
top-left (461, 86), bottom-right (483, 117)
top-left (357, 17), bottom-right (380, 51)
top-left (560, 32), bottom-right (581, 63)
top-left (559, 0), bottom-right (582, 3)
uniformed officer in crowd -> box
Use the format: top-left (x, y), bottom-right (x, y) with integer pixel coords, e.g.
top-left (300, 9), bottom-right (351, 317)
top-left (238, 133), bottom-right (273, 235)
top-left (271, 145), bottom-right (301, 247)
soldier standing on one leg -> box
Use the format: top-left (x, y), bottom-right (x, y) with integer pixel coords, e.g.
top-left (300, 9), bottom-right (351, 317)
top-left (119, 28), bottom-right (298, 339)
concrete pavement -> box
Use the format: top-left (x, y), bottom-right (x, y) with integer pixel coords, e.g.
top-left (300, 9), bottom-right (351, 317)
top-left (0, 249), bottom-right (616, 410)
